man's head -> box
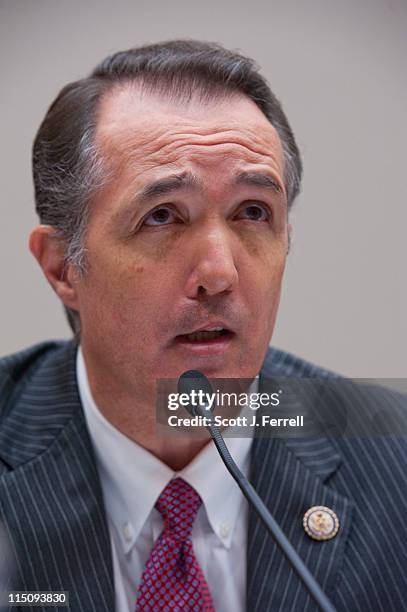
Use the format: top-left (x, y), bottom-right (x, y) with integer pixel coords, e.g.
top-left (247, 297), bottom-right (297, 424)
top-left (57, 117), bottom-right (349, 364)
top-left (30, 40), bottom-right (302, 397)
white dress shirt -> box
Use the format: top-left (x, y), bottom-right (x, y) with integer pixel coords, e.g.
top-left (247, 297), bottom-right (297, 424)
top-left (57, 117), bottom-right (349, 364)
top-left (76, 348), bottom-right (254, 612)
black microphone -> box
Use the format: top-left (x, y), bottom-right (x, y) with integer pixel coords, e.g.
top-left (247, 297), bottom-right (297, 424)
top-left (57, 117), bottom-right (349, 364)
top-left (177, 370), bottom-right (336, 612)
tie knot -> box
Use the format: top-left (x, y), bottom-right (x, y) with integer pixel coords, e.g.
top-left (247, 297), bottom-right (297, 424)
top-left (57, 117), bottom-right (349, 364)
top-left (155, 478), bottom-right (202, 540)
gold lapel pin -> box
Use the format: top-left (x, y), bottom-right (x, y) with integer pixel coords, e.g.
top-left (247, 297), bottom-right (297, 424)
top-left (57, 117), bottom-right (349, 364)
top-left (303, 506), bottom-right (339, 541)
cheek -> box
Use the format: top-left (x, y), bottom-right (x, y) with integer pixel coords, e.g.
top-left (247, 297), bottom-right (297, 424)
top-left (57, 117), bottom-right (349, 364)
top-left (107, 263), bottom-right (167, 321)
top-left (242, 244), bottom-right (286, 320)
top-left (78, 256), bottom-right (152, 331)
top-left (242, 230), bottom-right (287, 278)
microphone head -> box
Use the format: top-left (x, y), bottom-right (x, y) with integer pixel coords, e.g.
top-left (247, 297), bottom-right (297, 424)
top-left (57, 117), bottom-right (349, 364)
top-left (177, 370), bottom-right (214, 416)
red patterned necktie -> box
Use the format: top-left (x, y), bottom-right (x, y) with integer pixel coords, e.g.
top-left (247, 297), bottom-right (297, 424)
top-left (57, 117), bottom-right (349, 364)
top-left (135, 477), bottom-right (215, 611)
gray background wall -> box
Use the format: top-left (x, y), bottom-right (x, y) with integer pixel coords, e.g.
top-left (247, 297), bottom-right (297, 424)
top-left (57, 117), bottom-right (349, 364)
top-left (1, 0), bottom-right (406, 377)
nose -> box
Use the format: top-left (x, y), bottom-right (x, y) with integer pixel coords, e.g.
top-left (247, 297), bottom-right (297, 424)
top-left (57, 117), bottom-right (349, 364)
top-left (184, 224), bottom-right (239, 299)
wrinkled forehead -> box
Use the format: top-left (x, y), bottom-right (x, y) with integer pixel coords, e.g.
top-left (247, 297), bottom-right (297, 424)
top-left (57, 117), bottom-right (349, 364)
top-left (95, 83), bottom-right (285, 179)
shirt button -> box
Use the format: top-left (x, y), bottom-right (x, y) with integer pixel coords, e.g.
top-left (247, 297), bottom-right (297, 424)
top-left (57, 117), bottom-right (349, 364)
top-left (220, 522), bottom-right (230, 538)
top-left (122, 522), bottom-right (134, 542)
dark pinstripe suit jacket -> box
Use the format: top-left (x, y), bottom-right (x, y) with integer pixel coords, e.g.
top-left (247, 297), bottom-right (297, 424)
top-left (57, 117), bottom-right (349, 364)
top-left (0, 340), bottom-right (406, 612)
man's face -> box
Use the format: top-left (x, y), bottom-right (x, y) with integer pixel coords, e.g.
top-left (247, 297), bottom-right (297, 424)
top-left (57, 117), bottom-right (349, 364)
top-left (74, 86), bottom-right (288, 400)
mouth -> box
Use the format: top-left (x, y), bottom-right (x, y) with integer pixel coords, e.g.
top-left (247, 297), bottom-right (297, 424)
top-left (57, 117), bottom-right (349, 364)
top-left (173, 326), bottom-right (235, 356)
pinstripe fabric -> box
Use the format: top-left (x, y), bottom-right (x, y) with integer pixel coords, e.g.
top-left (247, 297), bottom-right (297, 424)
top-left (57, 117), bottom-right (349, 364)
top-left (0, 340), bottom-right (406, 611)
top-left (247, 370), bottom-right (407, 611)
top-left (0, 342), bottom-right (114, 612)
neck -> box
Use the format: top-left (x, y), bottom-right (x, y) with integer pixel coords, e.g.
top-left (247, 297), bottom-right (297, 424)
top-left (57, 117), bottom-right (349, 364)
top-left (81, 349), bottom-right (210, 471)
top-left (99, 401), bottom-right (210, 471)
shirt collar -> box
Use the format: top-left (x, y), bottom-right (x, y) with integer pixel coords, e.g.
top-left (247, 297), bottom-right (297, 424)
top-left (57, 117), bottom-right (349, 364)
top-left (76, 346), bottom-right (254, 553)
top-left (177, 432), bottom-right (252, 548)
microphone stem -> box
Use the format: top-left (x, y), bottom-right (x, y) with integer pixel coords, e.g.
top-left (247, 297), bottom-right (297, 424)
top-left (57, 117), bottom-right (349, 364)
top-left (204, 415), bottom-right (336, 612)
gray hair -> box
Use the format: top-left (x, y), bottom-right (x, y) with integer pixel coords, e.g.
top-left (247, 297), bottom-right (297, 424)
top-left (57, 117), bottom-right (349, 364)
top-left (32, 39), bottom-right (303, 335)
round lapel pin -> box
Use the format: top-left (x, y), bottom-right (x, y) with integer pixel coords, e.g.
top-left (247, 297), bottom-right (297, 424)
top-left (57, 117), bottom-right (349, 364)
top-left (303, 506), bottom-right (339, 541)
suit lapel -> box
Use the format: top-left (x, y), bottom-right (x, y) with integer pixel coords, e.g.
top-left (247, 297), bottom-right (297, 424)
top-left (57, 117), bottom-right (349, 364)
top-left (247, 370), bottom-right (354, 611)
top-left (0, 342), bottom-right (114, 612)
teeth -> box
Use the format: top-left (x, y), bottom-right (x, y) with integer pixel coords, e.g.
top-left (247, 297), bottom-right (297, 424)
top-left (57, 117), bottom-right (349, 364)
top-left (185, 329), bottom-right (225, 342)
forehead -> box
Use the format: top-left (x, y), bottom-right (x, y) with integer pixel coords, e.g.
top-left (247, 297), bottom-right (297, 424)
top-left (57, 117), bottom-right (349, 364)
top-left (95, 84), bottom-right (285, 185)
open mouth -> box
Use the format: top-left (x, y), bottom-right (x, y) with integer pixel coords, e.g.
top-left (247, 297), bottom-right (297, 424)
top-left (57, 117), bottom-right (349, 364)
top-left (175, 327), bottom-right (234, 344)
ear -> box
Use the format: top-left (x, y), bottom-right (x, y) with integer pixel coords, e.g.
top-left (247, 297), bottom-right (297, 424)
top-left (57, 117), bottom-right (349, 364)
top-left (29, 225), bottom-right (80, 311)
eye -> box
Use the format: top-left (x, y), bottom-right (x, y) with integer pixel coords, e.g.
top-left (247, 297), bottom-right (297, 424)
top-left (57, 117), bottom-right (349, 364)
top-left (143, 206), bottom-right (178, 227)
top-left (235, 203), bottom-right (271, 222)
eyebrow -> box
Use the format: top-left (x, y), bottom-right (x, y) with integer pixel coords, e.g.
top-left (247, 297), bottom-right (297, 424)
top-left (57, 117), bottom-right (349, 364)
top-left (137, 171), bottom-right (203, 201)
top-left (233, 171), bottom-right (283, 194)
